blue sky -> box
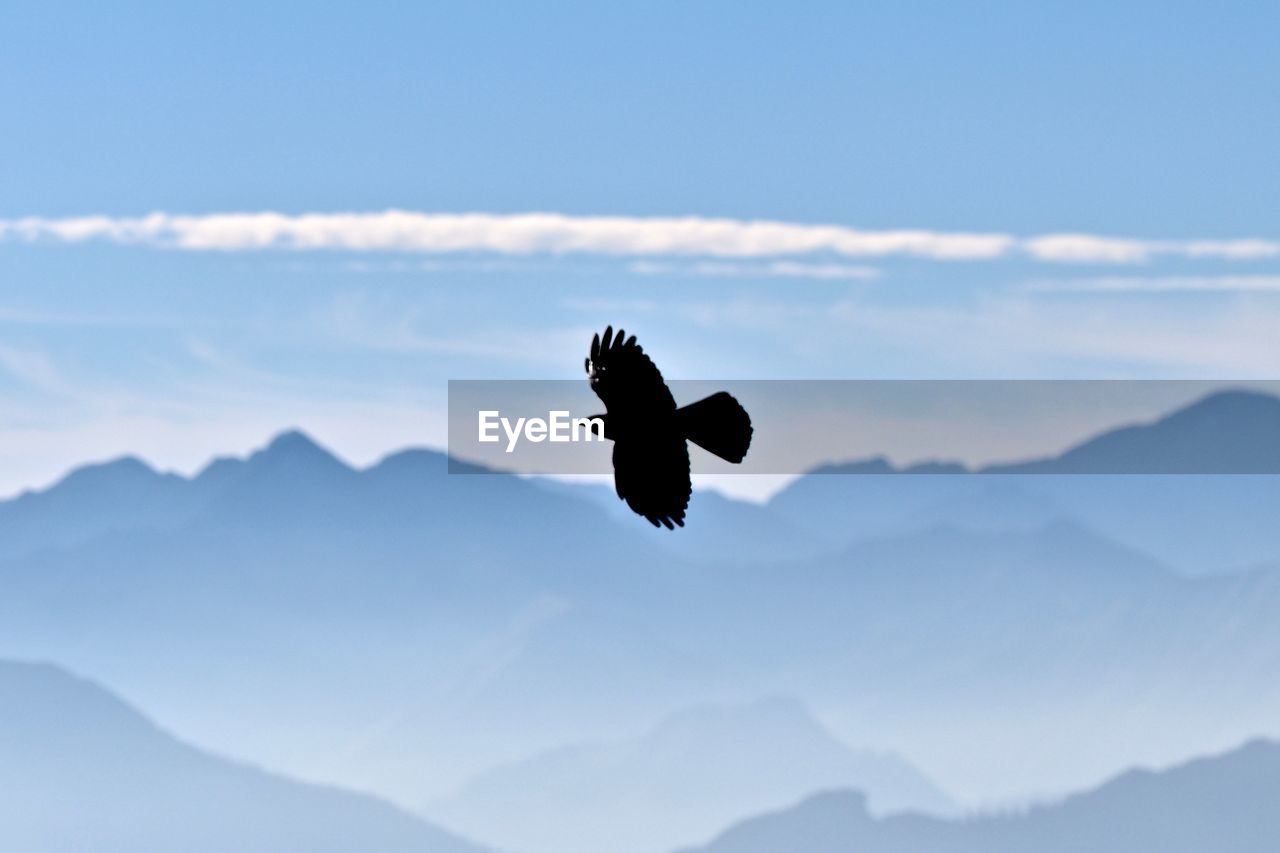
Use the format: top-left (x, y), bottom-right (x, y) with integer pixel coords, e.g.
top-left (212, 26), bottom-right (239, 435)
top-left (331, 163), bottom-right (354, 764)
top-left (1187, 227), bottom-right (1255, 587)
top-left (1, 1), bottom-right (1278, 494)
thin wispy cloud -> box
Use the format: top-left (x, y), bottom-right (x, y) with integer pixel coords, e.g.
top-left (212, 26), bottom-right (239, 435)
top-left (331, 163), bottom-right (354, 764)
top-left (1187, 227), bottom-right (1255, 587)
top-left (629, 260), bottom-right (880, 280)
top-left (0, 211), bottom-right (1011, 260)
top-left (7, 210), bottom-right (1275, 266)
top-left (1024, 234), bottom-right (1280, 263)
top-left (0, 342), bottom-right (72, 396)
top-left (1029, 275), bottom-right (1280, 293)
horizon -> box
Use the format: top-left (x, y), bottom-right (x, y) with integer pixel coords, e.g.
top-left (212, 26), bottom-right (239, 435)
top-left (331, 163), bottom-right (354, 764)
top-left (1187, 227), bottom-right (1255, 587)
top-left (8, 382), bottom-right (1277, 503)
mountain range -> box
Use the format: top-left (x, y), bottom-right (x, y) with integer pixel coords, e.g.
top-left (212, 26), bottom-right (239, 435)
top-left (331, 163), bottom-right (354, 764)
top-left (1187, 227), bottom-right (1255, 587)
top-left (682, 738), bottom-right (1280, 853)
top-left (768, 389), bottom-right (1280, 574)
top-left (427, 696), bottom-right (953, 853)
top-left (0, 657), bottom-right (485, 853)
top-left (0, 388), bottom-right (1277, 845)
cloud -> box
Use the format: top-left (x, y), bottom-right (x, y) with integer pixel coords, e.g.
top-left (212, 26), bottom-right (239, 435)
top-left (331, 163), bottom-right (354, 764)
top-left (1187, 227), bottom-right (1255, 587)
top-left (628, 260), bottom-right (880, 280)
top-left (1029, 275), bottom-right (1280, 293)
top-left (0, 210), bottom-right (1011, 260)
top-left (1025, 234), bottom-right (1280, 264)
top-left (1182, 239), bottom-right (1280, 260)
top-left (1022, 234), bottom-right (1154, 264)
top-left (0, 343), bottom-right (75, 396)
top-left (3, 211), bottom-right (1278, 268)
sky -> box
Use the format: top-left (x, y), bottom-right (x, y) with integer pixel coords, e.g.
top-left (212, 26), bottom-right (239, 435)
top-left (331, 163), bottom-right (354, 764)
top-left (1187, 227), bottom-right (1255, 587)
top-left (1, 1), bottom-right (1278, 497)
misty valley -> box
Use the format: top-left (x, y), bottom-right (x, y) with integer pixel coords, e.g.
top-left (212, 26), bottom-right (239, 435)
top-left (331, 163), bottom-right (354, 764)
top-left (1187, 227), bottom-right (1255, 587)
top-left (1, 390), bottom-right (1279, 852)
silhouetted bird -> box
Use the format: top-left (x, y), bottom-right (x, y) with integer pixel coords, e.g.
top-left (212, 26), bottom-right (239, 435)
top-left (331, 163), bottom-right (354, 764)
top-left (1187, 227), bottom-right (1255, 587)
top-left (586, 326), bottom-right (752, 529)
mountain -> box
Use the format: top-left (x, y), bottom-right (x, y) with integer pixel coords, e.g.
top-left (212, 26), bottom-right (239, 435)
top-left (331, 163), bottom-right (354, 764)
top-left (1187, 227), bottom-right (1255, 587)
top-left (987, 389), bottom-right (1280, 475)
top-left (905, 480), bottom-right (1064, 533)
top-left (681, 738), bottom-right (1280, 853)
top-left (0, 429), bottom-right (651, 571)
top-left (0, 430), bottom-right (689, 802)
top-left (663, 521), bottom-right (1280, 802)
top-left (2, 410), bottom-right (1280, 814)
top-left (537, 478), bottom-right (836, 563)
top-left (0, 456), bottom-right (196, 561)
top-left (769, 390), bottom-right (1280, 573)
top-left (0, 658), bottom-right (486, 853)
top-left (427, 696), bottom-right (953, 853)
top-left (777, 390), bottom-right (1280, 479)
top-left (685, 521), bottom-right (1176, 669)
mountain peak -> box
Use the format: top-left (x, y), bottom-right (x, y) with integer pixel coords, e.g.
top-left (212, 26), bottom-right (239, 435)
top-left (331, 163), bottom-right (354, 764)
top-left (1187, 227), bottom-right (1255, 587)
top-left (248, 429), bottom-right (350, 473)
top-left (1166, 388), bottom-right (1280, 423)
top-left (54, 455), bottom-right (161, 489)
top-left (193, 430), bottom-right (358, 511)
top-left (809, 457), bottom-right (897, 476)
top-left (265, 428), bottom-right (328, 455)
top-left (807, 457), bottom-right (970, 476)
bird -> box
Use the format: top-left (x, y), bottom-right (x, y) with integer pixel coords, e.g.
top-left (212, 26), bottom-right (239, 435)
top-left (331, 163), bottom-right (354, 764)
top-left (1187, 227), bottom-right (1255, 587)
top-left (585, 325), bottom-right (752, 529)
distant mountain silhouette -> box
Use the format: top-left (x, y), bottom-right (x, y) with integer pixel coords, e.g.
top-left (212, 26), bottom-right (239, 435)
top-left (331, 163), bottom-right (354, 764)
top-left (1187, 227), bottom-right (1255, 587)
top-left (0, 431), bottom-right (691, 803)
top-left (428, 696), bottom-right (953, 853)
top-left (0, 658), bottom-right (486, 853)
top-left (0, 456), bottom-right (195, 560)
top-left (539, 478), bottom-right (837, 563)
top-left (2, 400), bottom-right (1280, 814)
top-left (987, 389), bottom-right (1280, 474)
top-left (771, 390), bottom-right (1280, 573)
top-left (793, 390), bottom-right (1280, 477)
top-left (662, 520), bottom-right (1280, 801)
top-left (681, 738), bottom-right (1280, 853)
top-left (906, 481), bottom-right (1064, 533)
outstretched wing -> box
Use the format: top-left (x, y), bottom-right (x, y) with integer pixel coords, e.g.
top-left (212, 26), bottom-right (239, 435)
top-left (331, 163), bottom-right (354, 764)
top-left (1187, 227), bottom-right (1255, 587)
top-left (612, 435), bottom-right (691, 529)
top-left (588, 326), bottom-right (676, 418)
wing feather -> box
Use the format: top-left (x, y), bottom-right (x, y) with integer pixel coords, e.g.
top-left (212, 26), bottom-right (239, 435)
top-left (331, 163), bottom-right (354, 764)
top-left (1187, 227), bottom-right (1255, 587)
top-left (612, 436), bottom-right (690, 529)
top-left (587, 326), bottom-right (675, 416)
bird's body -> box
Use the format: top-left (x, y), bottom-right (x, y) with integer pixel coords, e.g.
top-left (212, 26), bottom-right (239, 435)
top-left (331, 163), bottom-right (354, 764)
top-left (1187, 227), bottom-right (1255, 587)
top-left (585, 326), bottom-right (752, 528)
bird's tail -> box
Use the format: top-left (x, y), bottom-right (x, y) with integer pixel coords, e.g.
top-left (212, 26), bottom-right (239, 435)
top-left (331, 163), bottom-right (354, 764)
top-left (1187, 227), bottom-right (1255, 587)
top-left (675, 392), bottom-right (753, 464)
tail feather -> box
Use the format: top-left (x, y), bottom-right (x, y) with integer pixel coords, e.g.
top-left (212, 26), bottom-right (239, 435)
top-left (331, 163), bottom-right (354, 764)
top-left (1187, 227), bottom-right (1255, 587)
top-left (675, 392), bottom-right (752, 464)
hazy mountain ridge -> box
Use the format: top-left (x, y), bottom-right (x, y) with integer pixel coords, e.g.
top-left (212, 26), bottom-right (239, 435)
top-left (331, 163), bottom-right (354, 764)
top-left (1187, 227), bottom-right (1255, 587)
top-left (0, 430), bottom-right (708, 804)
top-left (989, 389), bottom-right (1280, 475)
top-left (427, 696), bottom-right (953, 853)
top-left (0, 456), bottom-right (198, 561)
top-left (771, 390), bottom-right (1280, 574)
top-left (0, 658), bottom-right (487, 853)
top-left (681, 738), bottom-right (1280, 853)
top-left (0, 389), bottom-right (1278, 830)
top-left (6, 390), bottom-right (1276, 572)
top-left (794, 390), bottom-right (1280, 478)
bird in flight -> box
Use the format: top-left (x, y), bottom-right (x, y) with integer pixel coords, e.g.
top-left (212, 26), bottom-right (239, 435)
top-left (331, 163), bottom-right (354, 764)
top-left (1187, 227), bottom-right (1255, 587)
top-left (585, 326), bottom-right (752, 529)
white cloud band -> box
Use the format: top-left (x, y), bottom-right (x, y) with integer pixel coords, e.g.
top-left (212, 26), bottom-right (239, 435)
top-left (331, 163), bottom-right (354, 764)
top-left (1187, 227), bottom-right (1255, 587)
top-left (1024, 233), bottom-right (1280, 263)
top-left (1030, 275), bottom-right (1280, 293)
top-left (629, 260), bottom-right (880, 280)
top-left (1, 210), bottom-right (1277, 265)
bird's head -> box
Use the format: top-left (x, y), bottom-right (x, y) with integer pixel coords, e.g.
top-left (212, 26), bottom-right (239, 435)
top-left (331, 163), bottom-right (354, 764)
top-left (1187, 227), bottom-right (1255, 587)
top-left (584, 355), bottom-right (606, 388)
top-left (585, 325), bottom-right (629, 394)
